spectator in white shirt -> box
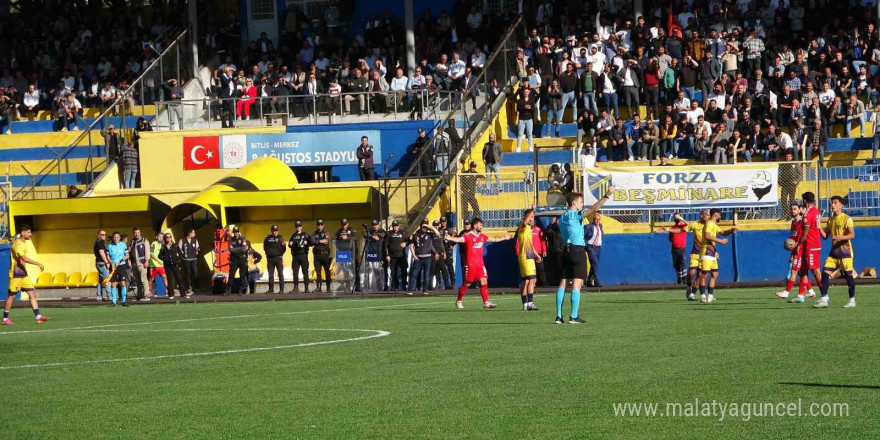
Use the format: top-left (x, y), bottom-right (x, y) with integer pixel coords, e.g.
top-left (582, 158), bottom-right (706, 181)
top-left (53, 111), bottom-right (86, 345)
top-left (470, 48), bottom-right (486, 75)
top-left (60, 70), bottom-right (75, 90)
top-left (314, 51), bottom-right (330, 72)
top-left (388, 68), bottom-right (409, 111)
top-left (588, 46), bottom-right (606, 74)
top-left (686, 100), bottom-right (705, 125)
top-left (100, 82), bottom-right (117, 114)
top-left (448, 52), bottom-right (467, 88)
top-left (20, 84), bottom-right (41, 119)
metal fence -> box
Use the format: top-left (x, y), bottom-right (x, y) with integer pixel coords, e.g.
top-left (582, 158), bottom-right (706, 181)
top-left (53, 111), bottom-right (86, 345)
top-left (152, 89), bottom-right (464, 130)
top-left (13, 27), bottom-right (196, 200)
top-left (0, 179), bottom-right (9, 238)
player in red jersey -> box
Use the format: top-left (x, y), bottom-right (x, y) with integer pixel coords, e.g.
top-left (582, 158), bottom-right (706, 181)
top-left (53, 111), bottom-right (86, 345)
top-left (775, 203), bottom-right (816, 302)
top-left (444, 218), bottom-right (510, 310)
top-left (795, 192), bottom-right (825, 304)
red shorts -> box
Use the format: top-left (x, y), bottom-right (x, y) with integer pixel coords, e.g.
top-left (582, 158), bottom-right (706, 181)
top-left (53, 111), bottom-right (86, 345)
top-left (464, 265), bottom-right (488, 284)
top-left (149, 267), bottom-right (166, 280)
top-left (800, 249), bottom-right (821, 271)
top-left (791, 251), bottom-right (803, 272)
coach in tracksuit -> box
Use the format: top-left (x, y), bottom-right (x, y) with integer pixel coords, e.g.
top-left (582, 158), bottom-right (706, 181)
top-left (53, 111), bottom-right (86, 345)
top-left (384, 220), bottom-right (408, 291)
top-left (263, 224), bottom-right (286, 293)
top-left (408, 219), bottom-right (439, 295)
top-left (179, 228), bottom-right (200, 293)
top-left (439, 217), bottom-right (457, 286)
top-left (312, 220), bottom-right (332, 293)
top-left (228, 227), bottom-right (249, 294)
top-left (288, 220), bottom-right (311, 293)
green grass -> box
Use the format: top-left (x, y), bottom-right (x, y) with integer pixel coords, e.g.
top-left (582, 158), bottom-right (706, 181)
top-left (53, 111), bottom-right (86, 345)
top-left (1, 286), bottom-right (878, 439)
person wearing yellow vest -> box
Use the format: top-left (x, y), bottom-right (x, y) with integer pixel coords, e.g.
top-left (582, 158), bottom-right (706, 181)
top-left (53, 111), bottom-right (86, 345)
top-left (3, 224), bottom-right (49, 325)
top-left (149, 231), bottom-right (168, 294)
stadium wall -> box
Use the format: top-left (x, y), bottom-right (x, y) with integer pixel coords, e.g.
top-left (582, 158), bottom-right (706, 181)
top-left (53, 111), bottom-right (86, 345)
top-left (471, 226), bottom-right (880, 288)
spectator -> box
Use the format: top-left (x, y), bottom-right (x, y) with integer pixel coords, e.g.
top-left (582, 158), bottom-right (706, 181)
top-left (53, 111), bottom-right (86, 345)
top-left (545, 79), bottom-right (563, 137)
top-left (120, 142), bottom-right (139, 189)
top-left (357, 136), bottom-right (375, 180)
top-left (99, 81), bottom-right (117, 115)
top-left (236, 78), bottom-right (256, 119)
top-left (163, 78), bottom-right (184, 130)
top-left (845, 94), bottom-right (866, 138)
top-left (0, 91), bottom-right (12, 134)
top-left (516, 87), bottom-right (536, 152)
top-left (367, 70), bottom-right (389, 113)
top-left (641, 115), bottom-right (659, 161)
top-left (19, 84), bottom-right (40, 120)
top-left (482, 132), bottom-right (502, 192)
top-left (609, 118), bottom-right (627, 161)
top-left (56, 94), bottom-right (82, 132)
top-left (389, 68), bottom-right (408, 112)
top-left (67, 185), bottom-right (83, 198)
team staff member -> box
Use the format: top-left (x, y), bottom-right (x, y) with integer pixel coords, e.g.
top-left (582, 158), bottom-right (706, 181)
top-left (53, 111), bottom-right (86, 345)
top-left (2, 225), bottom-right (49, 325)
top-left (515, 209), bottom-right (540, 311)
top-left (431, 220), bottom-right (451, 289)
top-left (263, 224), bottom-right (286, 294)
top-left (228, 226), bottom-right (249, 295)
top-left (697, 208), bottom-right (736, 303)
top-left (179, 228), bottom-right (200, 294)
top-left (149, 232), bottom-right (169, 296)
top-left (160, 232), bottom-right (189, 298)
top-left (288, 221), bottom-right (312, 293)
top-left (408, 219), bottom-right (439, 296)
top-left (384, 220), bottom-right (408, 291)
top-left (129, 227), bottom-right (151, 301)
top-left (312, 220), bottom-right (332, 293)
top-left (583, 212), bottom-right (604, 288)
top-left (438, 217), bottom-right (457, 285)
top-left (556, 187), bottom-right (614, 324)
top-left (106, 231), bottom-right (130, 307)
top-left (816, 196), bottom-right (857, 309)
top-left (667, 213), bottom-right (689, 285)
top-left (94, 229), bottom-right (111, 301)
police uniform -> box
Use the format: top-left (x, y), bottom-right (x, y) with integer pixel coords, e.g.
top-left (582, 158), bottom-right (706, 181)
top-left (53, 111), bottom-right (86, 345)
top-left (312, 222), bottom-right (332, 292)
top-left (361, 222), bottom-right (386, 292)
top-left (263, 226), bottom-right (286, 293)
top-left (228, 231), bottom-right (249, 294)
top-left (335, 222), bottom-right (358, 292)
top-left (440, 221), bottom-right (457, 287)
top-left (431, 221), bottom-right (451, 289)
top-left (288, 221), bottom-right (312, 292)
top-left (384, 221), bottom-right (408, 291)
top-left (408, 223), bottom-right (439, 293)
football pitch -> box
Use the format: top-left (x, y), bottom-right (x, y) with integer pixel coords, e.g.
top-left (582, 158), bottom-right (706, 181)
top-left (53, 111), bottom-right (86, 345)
top-left (2, 286), bottom-right (878, 439)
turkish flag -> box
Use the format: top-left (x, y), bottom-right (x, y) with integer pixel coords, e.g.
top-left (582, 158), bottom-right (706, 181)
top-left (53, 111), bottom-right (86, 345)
top-left (183, 136), bottom-right (220, 170)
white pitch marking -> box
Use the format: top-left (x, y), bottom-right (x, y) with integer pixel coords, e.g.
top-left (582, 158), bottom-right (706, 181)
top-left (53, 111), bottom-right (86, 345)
top-left (0, 300), bottom-right (453, 336)
top-left (0, 328), bottom-right (390, 370)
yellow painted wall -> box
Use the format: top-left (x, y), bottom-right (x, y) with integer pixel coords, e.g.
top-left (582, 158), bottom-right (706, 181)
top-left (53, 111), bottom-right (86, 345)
top-left (137, 126), bottom-right (286, 191)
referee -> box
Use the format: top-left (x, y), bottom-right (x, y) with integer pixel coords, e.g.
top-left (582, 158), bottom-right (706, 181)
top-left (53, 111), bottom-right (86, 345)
top-left (556, 185), bottom-right (614, 324)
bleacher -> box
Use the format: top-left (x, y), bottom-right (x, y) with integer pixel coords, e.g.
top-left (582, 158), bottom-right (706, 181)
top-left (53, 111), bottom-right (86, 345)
top-left (7, 106), bottom-right (155, 134)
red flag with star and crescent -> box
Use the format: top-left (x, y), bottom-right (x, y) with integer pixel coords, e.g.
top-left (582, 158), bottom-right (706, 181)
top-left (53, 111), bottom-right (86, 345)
top-left (183, 136), bottom-right (221, 170)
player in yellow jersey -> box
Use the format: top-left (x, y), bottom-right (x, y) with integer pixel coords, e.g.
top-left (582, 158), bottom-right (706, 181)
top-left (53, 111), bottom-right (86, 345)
top-left (697, 208), bottom-right (736, 303)
top-left (3, 224), bottom-right (49, 325)
top-left (814, 196), bottom-right (857, 308)
top-left (514, 208), bottom-right (540, 311)
top-left (660, 209), bottom-right (709, 301)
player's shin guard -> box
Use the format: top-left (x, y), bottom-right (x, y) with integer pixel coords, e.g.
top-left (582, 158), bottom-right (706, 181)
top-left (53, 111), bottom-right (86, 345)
top-left (820, 272), bottom-right (830, 298)
top-left (457, 284), bottom-right (467, 301)
top-left (120, 286), bottom-right (127, 303)
top-left (843, 272), bottom-right (856, 299)
top-left (570, 290), bottom-right (581, 319)
top-left (479, 284), bottom-right (489, 302)
top-left (556, 287), bottom-right (565, 318)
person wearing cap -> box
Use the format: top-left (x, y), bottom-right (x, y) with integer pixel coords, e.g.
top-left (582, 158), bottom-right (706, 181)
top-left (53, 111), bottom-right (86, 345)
top-left (227, 226), bottom-right (249, 295)
top-left (311, 220), bottom-right (332, 292)
top-left (438, 217), bottom-right (457, 286)
top-left (263, 224), bottom-right (286, 294)
top-left (361, 220), bottom-right (386, 292)
top-left (408, 219), bottom-right (441, 295)
top-left (178, 228), bottom-right (200, 294)
top-left (288, 221), bottom-right (312, 293)
top-left (383, 220), bottom-right (408, 292)
top-left (431, 220), bottom-right (452, 290)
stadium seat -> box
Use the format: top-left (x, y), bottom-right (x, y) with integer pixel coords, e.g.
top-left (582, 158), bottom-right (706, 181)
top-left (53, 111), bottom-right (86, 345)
top-left (66, 272), bottom-right (83, 287)
top-left (34, 272), bottom-right (52, 288)
top-left (49, 272), bottom-right (68, 288)
top-left (83, 272), bottom-right (100, 286)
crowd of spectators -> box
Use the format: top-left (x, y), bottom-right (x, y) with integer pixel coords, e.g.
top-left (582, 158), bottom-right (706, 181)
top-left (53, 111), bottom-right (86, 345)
top-left (204, 1), bottom-right (515, 124)
top-left (507, 0), bottom-right (880, 165)
top-left (0, 0), bottom-right (188, 133)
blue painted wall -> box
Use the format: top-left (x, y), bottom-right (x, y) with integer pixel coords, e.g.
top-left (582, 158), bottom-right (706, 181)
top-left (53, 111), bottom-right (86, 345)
top-left (462, 226), bottom-right (880, 288)
top-left (0, 244), bottom-right (9, 300)
top-left (286, 119), bottom-right (437, 181)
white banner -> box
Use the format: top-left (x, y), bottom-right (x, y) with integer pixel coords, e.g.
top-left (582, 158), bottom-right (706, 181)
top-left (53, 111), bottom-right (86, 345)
top-left (583, 164), bottom-right (779, 209)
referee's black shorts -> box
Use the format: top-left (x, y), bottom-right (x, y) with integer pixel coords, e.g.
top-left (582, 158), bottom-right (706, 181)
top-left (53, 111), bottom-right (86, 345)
top-left (562, 245), bottom-right (587, 280)
top-left (111, 264), bottom-right (130, 283)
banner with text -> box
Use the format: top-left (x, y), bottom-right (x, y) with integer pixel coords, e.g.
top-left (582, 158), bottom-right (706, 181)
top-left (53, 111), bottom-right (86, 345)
top-left (183, 131), bottom-right (381, 170)
top-left (583, 165), bottom-right (780, 209)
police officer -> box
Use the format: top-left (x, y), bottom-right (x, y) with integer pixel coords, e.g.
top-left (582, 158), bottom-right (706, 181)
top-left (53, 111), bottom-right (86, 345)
top-left (178, 228), bottom-right (200, 294)
top-left (336, 219), bottom-right (358, 292)
top-left (361, 220), bottom-right (386, 292)
top-left (408, 219), bottom-right (440, 295)
top-left (288, 220), bottom-right (311, 293)
top-left (431, 220), bottom-right (450, 289)
top-left (439, 217), bottom-right (457, 287)
top-left (384, 220), bottom-right (408, 291)
top-left (312, 220), bottom-right (332, 293)
top-left (263, 224), bottom-right (286, 294)
top-left (228, 226), bottom-right (249, 294)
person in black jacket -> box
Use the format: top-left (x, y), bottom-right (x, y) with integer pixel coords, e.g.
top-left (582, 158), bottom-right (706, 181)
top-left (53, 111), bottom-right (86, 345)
top-left (312, 220), bottom-right (332, 292)
top-left (178, 228), bottom-right (200, 294)
top-left (288, 220), bottom-right (311, 293)
top-left (543, 216), bottom-right (563, 286)
top-left (408, 219), bottom-right (440, 295)
top-left (263, 224), bottom-right (286, 294)
top-left (160, 233), bottom-right (189, 298)
top-left (361, 220), bottom-right (386, 292)
top-left (219, 66), bottom-right (236, 128)
top-left (227, 226), bottom-right (248, 294)
top-left (431, 220), bottom-right (451, 290)
top-left (384, 220), bottom-right (408, 291)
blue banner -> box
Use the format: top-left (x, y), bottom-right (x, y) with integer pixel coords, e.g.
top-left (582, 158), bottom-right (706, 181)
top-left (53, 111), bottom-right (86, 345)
top-left (230, 131), bottom-right (382, 168)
